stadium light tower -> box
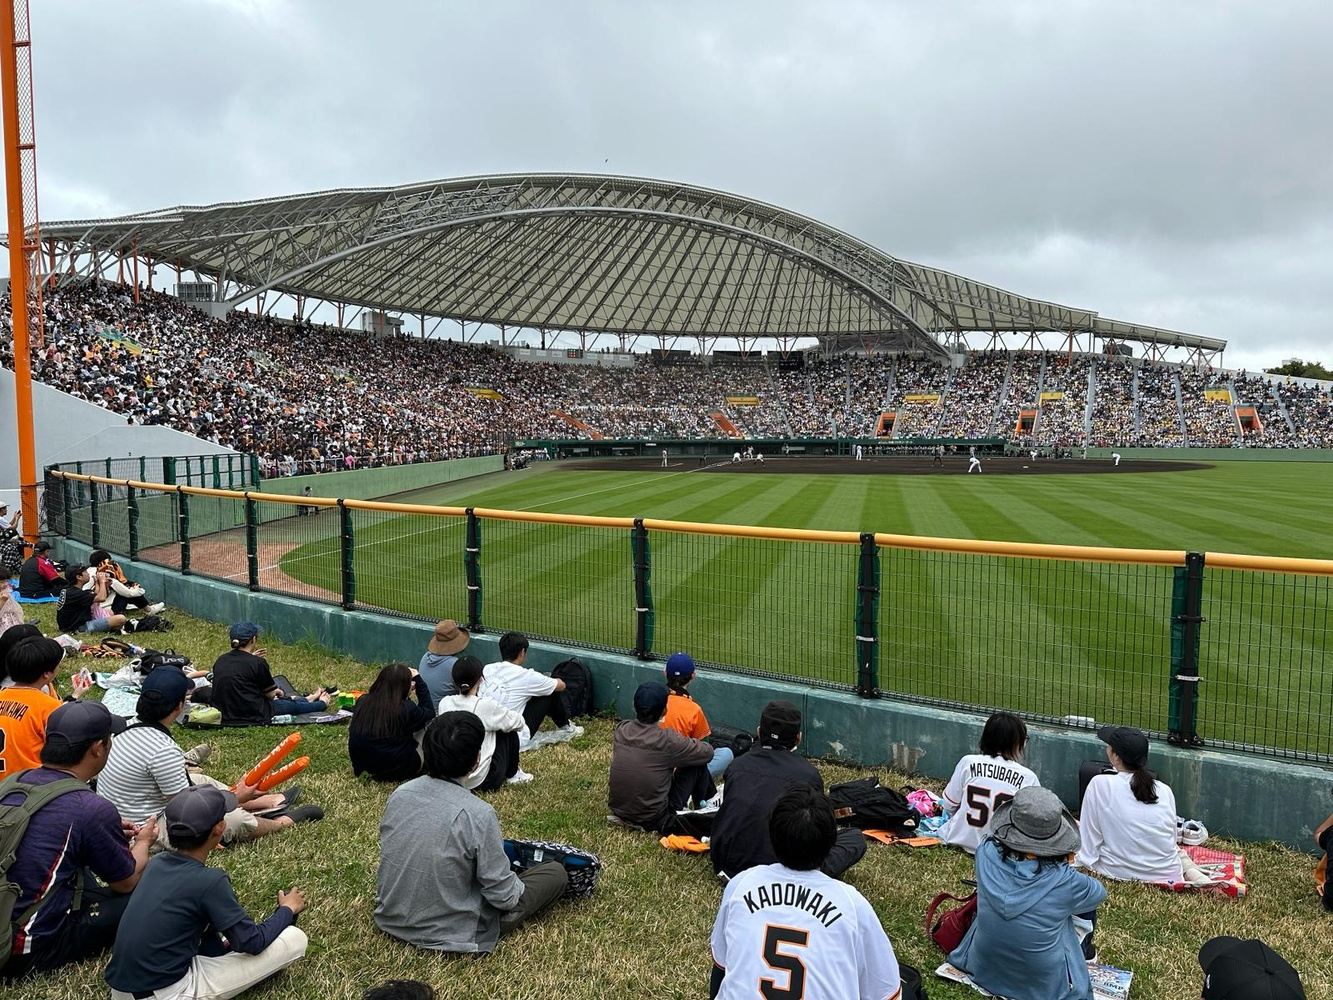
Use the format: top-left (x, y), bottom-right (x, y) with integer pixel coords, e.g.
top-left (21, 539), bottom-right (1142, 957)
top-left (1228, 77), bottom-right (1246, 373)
top-left (0, 0), bottom-right (42, 543)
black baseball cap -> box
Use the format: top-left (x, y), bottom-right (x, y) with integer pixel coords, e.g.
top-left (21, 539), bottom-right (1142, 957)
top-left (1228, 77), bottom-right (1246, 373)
top-left (33, 540), bottom-right (51, 553)
top-left (139, 667), bottom-right (192, 709)
top-left (633, 681), bottom-right (669, 720)
top-left (1097, 725), bottom-right (1149, 768)
top-left (164, 785), bottom-right (238, 841)
top-left (43, 700), bottom-right (127, 752)
top-left (759, 700), bottom-right (802, 748)
top-left (1199, 937), bottom-right (1305, 1000)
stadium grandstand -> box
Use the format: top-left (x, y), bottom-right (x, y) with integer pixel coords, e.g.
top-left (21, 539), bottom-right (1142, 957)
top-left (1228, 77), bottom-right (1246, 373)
top-left (6, 173), bottom-right (1333, 468)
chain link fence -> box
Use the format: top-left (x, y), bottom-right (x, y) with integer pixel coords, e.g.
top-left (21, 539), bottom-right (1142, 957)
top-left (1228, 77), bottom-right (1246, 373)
top-left (42, 469), bottom-right (1333, 763)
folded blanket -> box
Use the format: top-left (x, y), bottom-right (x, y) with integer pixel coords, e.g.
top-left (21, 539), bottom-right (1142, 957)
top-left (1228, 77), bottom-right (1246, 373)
top-left (13, 593), bottom-right (57, 604)
top-left (1159, 845), bottom-right (1247, 898)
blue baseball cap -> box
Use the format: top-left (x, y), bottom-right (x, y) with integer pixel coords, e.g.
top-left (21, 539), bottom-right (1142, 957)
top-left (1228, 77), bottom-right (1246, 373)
top-left (664, 652), bottom-right (696, 678)
top-left (140, 666), bottom-right (192, 708)
top-left (229, 622), bottom-right (261, 643)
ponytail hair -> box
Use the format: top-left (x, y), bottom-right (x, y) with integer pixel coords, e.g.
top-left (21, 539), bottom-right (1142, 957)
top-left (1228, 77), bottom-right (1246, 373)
top-left (451, 655), bottom-right (484, 696)
top-left (1128, 765), bottom-right (1158, 804)
top-left (665, 674), bottom-right (692, 698)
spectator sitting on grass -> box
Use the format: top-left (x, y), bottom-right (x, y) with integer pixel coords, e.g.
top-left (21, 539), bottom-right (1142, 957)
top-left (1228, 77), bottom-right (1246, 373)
top-left (608, 681), bottom-right (717, 836)
top-left (88, 548), bottom-right (165, 616)
top-left (0, 636), bottom-right (90, 774)
top-left (708, 784), bottom-right (902, 1000)
top-left (210, 623), bottom-right (331, 726)
top-left (416, 618), bottom-right (470, 712)
top-left (483, 631), bottom-right (582, 751)
top-left (55, 564), bottom-right (131, 635)
top-left (374, 712), bottom-right (569, 954)
top-left (17, 541), bottom-right (64, 599)
top-left (1197, 937), bottom-right (1305, 1000)
top-left (938, 711), bottom-right (1041, 855)
top-left (0, 579), bottom-right (24, 639)
top-left (436, 655), bottom-right (528, 790)
top-left (348, 663), bottom-right (434, 782)
top-left (709, 700), bottom-right (865, 882)
top-left (104, 785), bottom-right (309, 1000)
top-left (660, 652), bottom-right (732, 782)
top-left (0, 701), bottom-right (153, 982)
top-left (99, 667), bottom-right (322, 845)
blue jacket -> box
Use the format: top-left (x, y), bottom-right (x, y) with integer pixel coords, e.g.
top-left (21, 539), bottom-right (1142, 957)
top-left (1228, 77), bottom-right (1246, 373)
top-left (949, 839), bottom-right (1107, 1000)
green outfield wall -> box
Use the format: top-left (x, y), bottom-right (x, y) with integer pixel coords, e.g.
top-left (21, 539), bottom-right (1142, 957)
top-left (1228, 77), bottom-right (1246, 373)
top-left (1084, 447), bottom-right (1333, 463)
top-left (257, 454), bottom-right (504, 500)
top-left (54, 538), bottom-right (1332, 852)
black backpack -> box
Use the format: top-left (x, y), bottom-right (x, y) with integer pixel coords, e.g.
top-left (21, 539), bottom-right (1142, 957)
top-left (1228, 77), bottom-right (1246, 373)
top-left (900, 962), bottom-right (929, 999)
top-left (131, 648), bottom-right (192, 675)
top-left (827, 776), bottom-right (919, 835)
top-left (551, 658), bottom-right (593, 718)
top-left (128, 615), bottom-right (173, 634)
top-left (0, 772), bottom-right (88, 972)
top-left (706, 724), bottom-right (754, 757)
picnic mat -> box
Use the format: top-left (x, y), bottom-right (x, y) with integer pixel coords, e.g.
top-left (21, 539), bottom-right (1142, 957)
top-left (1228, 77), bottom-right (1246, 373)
top-left (862, 829), bottom-right (941, 847)
top-left (1160, 845), bottom-right (1247, 897)
top-left (936, 961), bottom-right (1132, 999)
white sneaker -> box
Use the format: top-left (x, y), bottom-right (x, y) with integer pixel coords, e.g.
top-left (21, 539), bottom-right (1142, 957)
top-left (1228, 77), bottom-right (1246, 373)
top-left (145, 602), bottom-right (166, 615)
top-left (1179, 819), bottom-right (1209, 846)
top-left (506, 769), bottom-right (534, 785)
top-left (548, 724), bottom-right (584, 744)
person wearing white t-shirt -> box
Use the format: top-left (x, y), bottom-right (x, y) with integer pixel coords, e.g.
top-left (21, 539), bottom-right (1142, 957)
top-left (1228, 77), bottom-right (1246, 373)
top-left (939, 712), bottom-right (1041, 854)
top-left (709, 785), bottom-right (902, 1000)
top-left (437, 655), bottom-right (529, 789)
top-left (482, 632), bottom-right (583, 752)
top-left (1076, 725), bottom-right (1183, 883)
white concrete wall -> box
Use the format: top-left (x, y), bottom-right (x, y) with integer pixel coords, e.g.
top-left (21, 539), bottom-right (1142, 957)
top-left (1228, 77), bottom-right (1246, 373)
top-left (0, 367), bottom-right (235, 506)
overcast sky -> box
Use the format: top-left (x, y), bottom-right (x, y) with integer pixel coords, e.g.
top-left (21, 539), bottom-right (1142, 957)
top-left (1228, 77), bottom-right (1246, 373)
top-left (15, 0), bottom-right (1333, 369)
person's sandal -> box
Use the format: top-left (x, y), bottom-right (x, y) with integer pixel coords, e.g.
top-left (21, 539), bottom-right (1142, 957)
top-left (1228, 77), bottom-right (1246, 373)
top-left (282, 804), bottom-right (324, 824)
top-left (254, 786), bottom-right (303, 817)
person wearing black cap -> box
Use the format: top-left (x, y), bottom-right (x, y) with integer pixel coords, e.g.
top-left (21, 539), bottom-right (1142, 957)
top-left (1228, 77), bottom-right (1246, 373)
top-left (608, 681), bottom-right (718, 835)
top-left (17, 540), bottom-right (65, 599)
top-left (709, 700), bottom-right (865, 881)
top-left (1076, 725), bottom-right (1183, 883)
top-left (104, 785), bottom-right (309, 1000)
top-left (0, 701), bottom-right (154, 980)
top-left (1198, 936), bottom-right (1305, 1000)
top-left (99, 667), bottom-right (322, 847)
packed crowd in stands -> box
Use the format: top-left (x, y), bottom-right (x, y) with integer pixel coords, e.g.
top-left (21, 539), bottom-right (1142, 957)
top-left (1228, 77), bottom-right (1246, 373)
top-left (6, 280), bottom-right (1333, 459)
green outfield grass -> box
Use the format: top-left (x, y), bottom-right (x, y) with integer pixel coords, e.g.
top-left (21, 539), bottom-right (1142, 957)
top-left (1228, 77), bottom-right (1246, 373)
top-left (273, 460), bottom-right (1333, 756)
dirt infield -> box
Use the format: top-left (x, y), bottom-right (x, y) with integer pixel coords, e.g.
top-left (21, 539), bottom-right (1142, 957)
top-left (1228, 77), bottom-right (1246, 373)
top-left (555, 455), bottom-right (1211, 476)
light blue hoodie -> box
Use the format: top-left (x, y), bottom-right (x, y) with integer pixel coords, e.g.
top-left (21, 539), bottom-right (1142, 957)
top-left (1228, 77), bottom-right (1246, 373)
top-left (949, 838), bottom-right (1107, 1000)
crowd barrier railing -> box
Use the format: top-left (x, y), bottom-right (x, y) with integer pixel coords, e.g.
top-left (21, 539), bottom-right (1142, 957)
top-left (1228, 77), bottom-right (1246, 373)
top-left (41, 469), bottom-right (1333, 763)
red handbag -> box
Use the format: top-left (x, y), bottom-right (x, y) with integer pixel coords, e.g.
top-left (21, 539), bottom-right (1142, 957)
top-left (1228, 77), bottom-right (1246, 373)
top-left (925, 890), bottom-right (978, 953)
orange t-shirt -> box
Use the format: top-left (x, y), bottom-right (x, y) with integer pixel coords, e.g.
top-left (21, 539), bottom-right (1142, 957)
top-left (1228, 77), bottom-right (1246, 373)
top-left (0, 687), bottom-right (62, 777)
top-left (661, 692), bottom-right (710, 740)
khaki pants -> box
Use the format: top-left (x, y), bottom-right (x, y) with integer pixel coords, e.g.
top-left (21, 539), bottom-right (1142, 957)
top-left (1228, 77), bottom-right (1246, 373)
top-left (153, 774), bottom-right (261, 852)
top-left (108, 925), bottom-right (307, 1000)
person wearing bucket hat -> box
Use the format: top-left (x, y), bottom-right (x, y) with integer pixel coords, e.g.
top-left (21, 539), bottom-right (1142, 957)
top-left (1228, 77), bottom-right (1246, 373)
top-left (1076, 725), bottom-right (1183, 883)
top-left (948, 787), bottom-right (1107, 1000)
top-left (210, 623), bottom-right (331, 726)
top-left (417, 619), bottom-right (470, 712)
top-left (0, 700), bottom-right (154, 981)
top-left (104, 785), bottom-right (309, 1000)
top-left (660, 651), bottom-right (732, 782)
top-left (1197, 937), bottom-right (1305, 1000)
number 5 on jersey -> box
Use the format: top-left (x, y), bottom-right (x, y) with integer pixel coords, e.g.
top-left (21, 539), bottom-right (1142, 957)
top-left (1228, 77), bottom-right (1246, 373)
top-left (761, 925), bottom-right (809, 1000)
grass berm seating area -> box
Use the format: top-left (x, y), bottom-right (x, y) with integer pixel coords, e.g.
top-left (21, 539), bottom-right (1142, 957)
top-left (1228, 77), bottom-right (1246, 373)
top-left (13, 604), bottom-right (1333, 1000)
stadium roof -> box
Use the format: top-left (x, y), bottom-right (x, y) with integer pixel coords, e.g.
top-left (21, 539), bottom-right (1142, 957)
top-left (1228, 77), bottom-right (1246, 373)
top-left (39, 173), bottom-right (1225, 357)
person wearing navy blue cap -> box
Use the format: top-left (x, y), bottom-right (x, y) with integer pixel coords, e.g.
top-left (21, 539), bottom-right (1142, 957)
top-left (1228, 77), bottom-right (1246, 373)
top-left (105, 785), bottom-right (309, 1000)
top-left (209, 623), bottom-right (330, 726)
top-left (660, 651), bottom-right (732, 782)
top-left (0, 700), bottom-right (154, 981)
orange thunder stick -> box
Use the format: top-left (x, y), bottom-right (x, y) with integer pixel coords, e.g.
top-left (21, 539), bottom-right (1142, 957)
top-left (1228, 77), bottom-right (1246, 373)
top-left (242, 733), bottom-right (301, 787)
top-left (256, 756), bottom-right (309, 792)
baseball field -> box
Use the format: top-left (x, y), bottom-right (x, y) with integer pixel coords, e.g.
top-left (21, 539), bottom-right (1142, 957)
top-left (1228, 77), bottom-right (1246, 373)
top-left (269, 455), bottom-right (1333, 758)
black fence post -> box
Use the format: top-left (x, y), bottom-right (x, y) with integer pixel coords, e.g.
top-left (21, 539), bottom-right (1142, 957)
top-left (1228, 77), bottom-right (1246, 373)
top-left (244, 494), bottom-right (260, 591)
top-left (464, 508), bottom-right (482, 629)
top-left (89, 479), bottom-right (101, 548)
top-left (163, 457), bottom-right (176, 486)
top-left (632, 518), bottom-right (655, 659)
top-left (249, 453), bottom-right (261, 488)
top-left (339, 500), bottom-right (356, 610)
top-left (177, 488), bottom-right (191, 575)
top-left (1168, 551), bottom-right (1205, 747)
top-left (855, 533), bottom-right (881, 697)
top-left (127, 485), bottom-right (140, 560)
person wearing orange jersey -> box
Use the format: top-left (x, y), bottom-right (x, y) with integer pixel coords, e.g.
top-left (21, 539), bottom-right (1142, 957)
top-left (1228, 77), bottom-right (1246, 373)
top-left (660, 652), bottom-right (731, 783)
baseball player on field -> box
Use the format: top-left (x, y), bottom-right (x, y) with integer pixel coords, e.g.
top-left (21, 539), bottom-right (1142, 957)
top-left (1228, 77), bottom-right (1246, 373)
top-left (709, 786), bottom-right (902, 999)
top-left (968, 454), bottom-right (982, 474)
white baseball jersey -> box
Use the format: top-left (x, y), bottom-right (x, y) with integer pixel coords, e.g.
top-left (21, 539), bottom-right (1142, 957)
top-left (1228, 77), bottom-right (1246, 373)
top-left (711, 863), bottom-right (901, 1000)
top-left (939, 753), bottom-right (1041, 854)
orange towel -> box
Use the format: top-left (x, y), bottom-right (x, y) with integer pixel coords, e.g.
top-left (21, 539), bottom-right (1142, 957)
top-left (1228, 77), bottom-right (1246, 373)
top-left (660, 835), bottom-right (710, 853)
top-left (862, 829), bottom-right (942, 847)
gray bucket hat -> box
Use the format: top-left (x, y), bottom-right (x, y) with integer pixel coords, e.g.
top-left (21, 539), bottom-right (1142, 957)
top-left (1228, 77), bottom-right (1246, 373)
top-left (991, 786), bottom-right (1080, 857)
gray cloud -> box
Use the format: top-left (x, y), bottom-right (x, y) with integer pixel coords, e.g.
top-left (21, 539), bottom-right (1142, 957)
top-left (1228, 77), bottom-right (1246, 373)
top-left (14, 0), bottom-right (1333, 369)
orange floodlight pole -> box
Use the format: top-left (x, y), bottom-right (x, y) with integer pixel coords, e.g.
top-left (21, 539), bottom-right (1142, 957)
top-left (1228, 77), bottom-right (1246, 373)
top-left (0, 0), bottom-right (41, 543)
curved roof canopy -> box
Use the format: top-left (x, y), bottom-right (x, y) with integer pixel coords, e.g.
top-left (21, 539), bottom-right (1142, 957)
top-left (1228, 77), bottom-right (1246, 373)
top-left (40, 173), bottom-right (1225, 356)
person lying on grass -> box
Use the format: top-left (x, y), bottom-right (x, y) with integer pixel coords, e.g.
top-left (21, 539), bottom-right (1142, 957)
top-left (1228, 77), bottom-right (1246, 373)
top-left (374, 711), bottom-right (568, 954)
top-left (608, 681), bottom-right (716, 836)
top-left (99, 666), bottom-right (323, 846)
top-left (210, 622), bottom-right (332, 726)
top-left (104, 785), bottom-right (309, 1000)
top-left (348, 662), bottom-right (434, 782)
